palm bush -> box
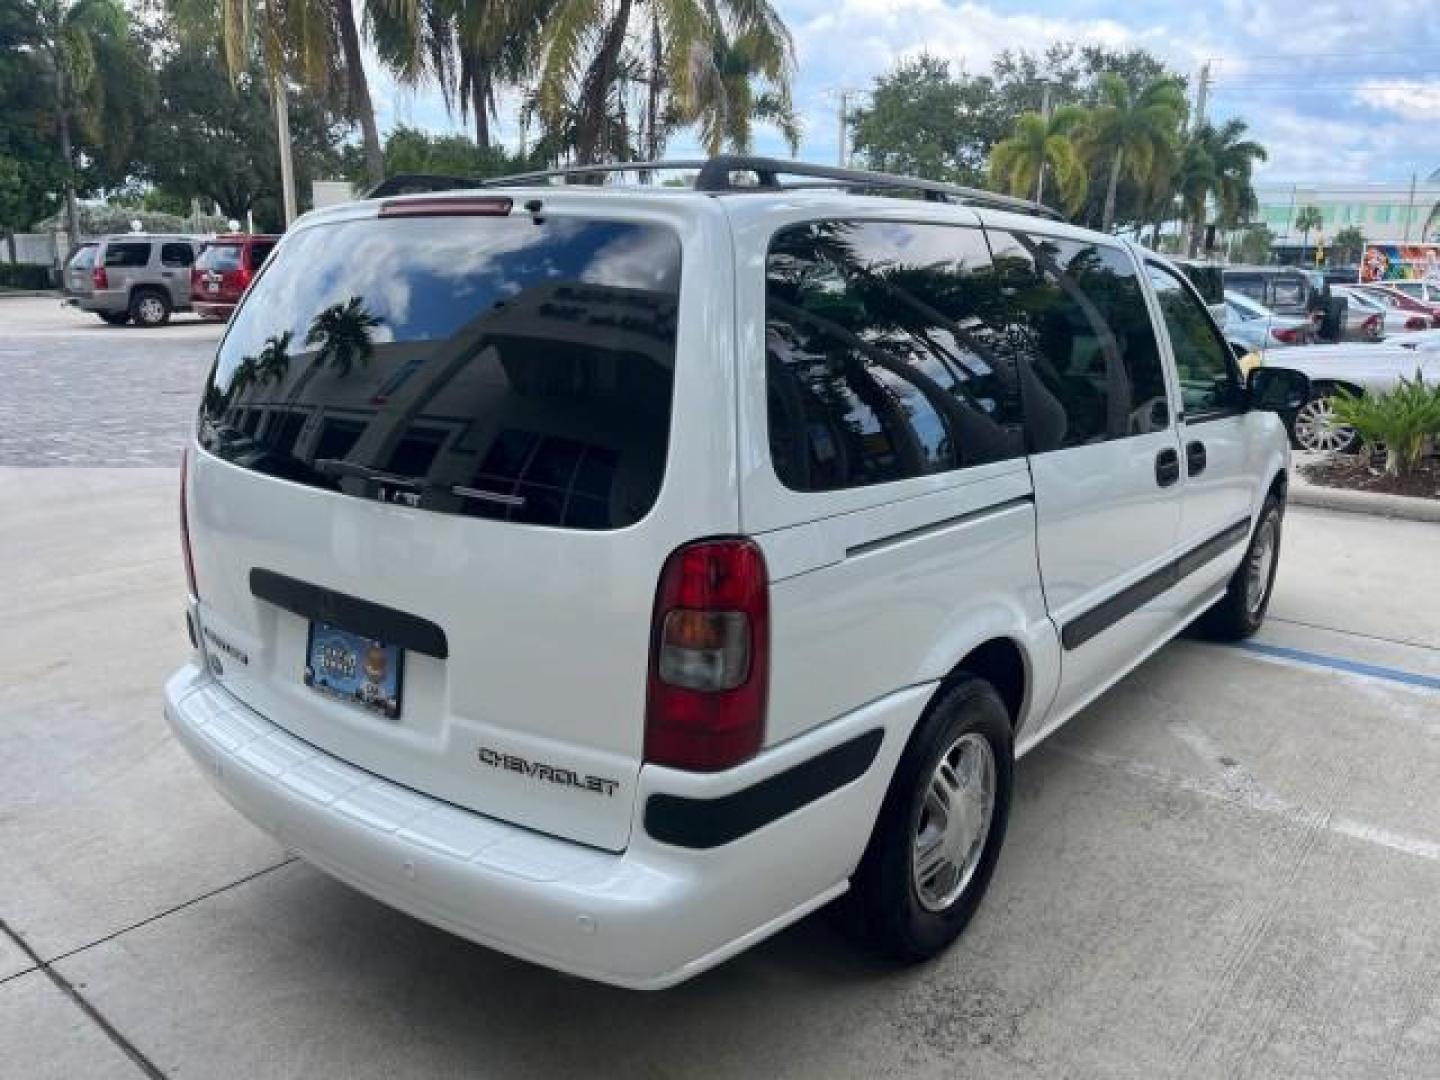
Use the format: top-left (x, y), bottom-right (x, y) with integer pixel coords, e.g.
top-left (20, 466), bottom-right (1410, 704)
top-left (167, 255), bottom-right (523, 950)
top-left (1331, 373), bottom-right (1440, 477)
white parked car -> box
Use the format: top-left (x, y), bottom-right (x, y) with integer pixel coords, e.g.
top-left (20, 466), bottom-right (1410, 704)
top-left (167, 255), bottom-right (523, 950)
top-left (1255, 342), bottom-right (1440, 453)
top-left (167, 158), bottom-right (1306, 988)
top-left (1335, 285), bottom-right (1430, 337)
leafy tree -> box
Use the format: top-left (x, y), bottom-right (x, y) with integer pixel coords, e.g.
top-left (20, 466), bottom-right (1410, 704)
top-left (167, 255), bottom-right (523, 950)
top-left (1332, 225), bottom-right (1365, 265)
top-left (850, 56), bottom-right (1009, 184)
top-left (358, 124), bottom-right (539, 182)
top-left (142, 43), bottom-right (349, 228)
top-left (1081, 73), bottom-right (1187, 232)
top-left (0, 7), bottom-right (67, 246)
top-left (1235, 224), bottom-right (1274, 264)
top-left (1294, 205), bottom-right (1324, 256)
top-left (988, 106), bottom-right (1087, 213)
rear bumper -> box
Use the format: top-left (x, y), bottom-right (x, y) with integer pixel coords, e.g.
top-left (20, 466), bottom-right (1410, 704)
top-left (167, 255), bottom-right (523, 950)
top-left (193, 301), bottom-right (235, 321)
top-left (164, 661), bottom-right (926, 988)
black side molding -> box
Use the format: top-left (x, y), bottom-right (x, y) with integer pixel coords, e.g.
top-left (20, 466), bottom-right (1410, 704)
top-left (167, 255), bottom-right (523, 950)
top-left (1061, 517), bottom-right (1251, 651)
top-left (250, 569), bottom-right (449, 659)
top-left (645, 729), bottom-right (885, 850)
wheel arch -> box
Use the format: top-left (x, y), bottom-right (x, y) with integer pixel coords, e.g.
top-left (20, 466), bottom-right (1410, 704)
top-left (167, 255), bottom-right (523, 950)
top-left (129, 282), bottom-right (174, 307)
top-left (934, 636), bottom-right (1029, 732)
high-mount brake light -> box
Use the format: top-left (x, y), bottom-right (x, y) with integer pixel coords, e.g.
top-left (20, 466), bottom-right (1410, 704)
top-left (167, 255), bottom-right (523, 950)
top-left (379, 197), bottom-right (513, 219)
top-left (645, 539), bottom-right (769, 772)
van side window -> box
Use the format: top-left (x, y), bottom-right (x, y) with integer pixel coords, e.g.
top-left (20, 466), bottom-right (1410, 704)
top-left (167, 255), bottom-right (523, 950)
top-left (1147, 263), bottom-right (1243, 416)
top-left (985, 231), bottom-right (1170, 451)
top-left (764, 220), bottom-right (1026, 493)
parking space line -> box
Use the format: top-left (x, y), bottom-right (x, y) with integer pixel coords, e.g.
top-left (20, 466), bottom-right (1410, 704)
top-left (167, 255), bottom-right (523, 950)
top-left (0, 918), bottom-right (167, 1080)
top-left (1233, 641), bottom-right (1440, 692)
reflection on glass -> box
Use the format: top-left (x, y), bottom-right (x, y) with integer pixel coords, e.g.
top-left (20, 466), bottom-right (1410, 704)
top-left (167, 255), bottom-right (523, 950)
top-left (197, 217), bottom-right (682, 531)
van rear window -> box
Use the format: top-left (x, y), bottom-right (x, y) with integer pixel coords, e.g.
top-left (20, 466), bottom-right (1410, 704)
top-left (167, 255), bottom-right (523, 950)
top-left (197, 244), bottom-right (243, 272)
top-left (198, 214), bottom-right (681, 531)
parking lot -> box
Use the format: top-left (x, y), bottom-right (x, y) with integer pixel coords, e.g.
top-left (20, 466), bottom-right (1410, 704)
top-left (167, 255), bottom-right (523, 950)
top-left (3, 293), bottom-right (1440, 1078)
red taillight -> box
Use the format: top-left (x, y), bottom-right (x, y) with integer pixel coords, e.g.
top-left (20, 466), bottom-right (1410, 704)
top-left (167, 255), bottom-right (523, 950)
top-left (92, 266), bottom-right (108, 289)
top-left (379, 196), bottom-right (513, 218)
top-left (1363, 314), bottom-right (1381, 336)
top-left (1272, 327), bottom-right (1299, 344)
top-left (645, 539), bottom-right (769, 771)
top-left (1406, 316), bottom-right (1427, 331)
top-left (236, 265), bottom-right (252, 291)
top-left (180, 449), bottom-right (198, 599)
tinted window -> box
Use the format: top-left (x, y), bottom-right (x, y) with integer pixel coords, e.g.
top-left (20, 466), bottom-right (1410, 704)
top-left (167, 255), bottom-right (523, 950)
top-left (250, 241), bottom-right (277, 269)
top-left (764, 220), bottom-right (1026, 492)
top-left (1226, 274), bottom-right (1265, 303)
top-left (985, 231), bottom-right (1169, 451)
top-left (103, 242), bottom-right (150, 268)
top-left (162, 242), bottom-right (194, 268)
top-left (197, 244), bottom-right (242, 272)
top-left (1270, 277), bottom-right (1305, 308)
top-left (1177, 263), bottom-right (1224, 307)
top-left (1148, 264), bottom-right (1242, 416)
top-left (199, 215), bottom-right (681, 532)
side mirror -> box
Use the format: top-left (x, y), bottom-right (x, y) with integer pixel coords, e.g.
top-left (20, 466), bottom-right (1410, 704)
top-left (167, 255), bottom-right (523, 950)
top-left (1248, 366), bottom-right (1310, 412)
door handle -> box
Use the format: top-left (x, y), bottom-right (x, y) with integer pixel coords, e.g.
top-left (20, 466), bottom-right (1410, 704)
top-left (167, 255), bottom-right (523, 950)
top-left (1186, 440), bottom-right (1207, 476)
top-left (1155, 447), bottom-right (1180, 488)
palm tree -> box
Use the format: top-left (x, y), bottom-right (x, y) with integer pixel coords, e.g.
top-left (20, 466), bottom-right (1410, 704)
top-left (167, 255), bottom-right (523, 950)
top-left (988, 106), bottom-right (1088, 214)
top-left (1082, 73), bottom-right (1187, 233)
top-left (677, 30), bottom-right (799, 156)
top-left (1294, 205), bottom-right (1324, 260)
top-left (536, 0), bottom-right (793, 165)
top-left (1178, 119), bottom-right (1266, 256)
top-left (31, 0), bottom-right (135, 244)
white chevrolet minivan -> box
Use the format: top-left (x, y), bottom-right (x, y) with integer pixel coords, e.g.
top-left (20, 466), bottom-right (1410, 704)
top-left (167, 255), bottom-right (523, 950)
top-left (166, 158), bottom-right (1309, 989)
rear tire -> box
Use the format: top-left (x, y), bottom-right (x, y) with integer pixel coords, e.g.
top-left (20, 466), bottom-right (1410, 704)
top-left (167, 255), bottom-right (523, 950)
top-left (129, 288), bottom-right (171, 327)
top-left (845, 676), bottom-right (1013, 963)
top-left (1199, 497), bottom-right (1283, 641)
top-left (98, 312), bottom-right (130, 326)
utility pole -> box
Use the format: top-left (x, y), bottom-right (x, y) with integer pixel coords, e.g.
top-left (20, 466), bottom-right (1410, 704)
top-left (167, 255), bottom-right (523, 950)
top-left (1403, 171), bottom-right (1417, 242)
top-left (837, 89), bottom-right (851, 167)
top-left (1035, 83), bottom-right (1052, 205)
top-left (1193, 62), bottom-right (1212, 130)
top-left (273, 75), bottom-right (297, 228)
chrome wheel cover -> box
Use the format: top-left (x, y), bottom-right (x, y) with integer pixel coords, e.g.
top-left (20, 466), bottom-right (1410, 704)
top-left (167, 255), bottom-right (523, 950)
top-left (137, 297), bottom-right (165, 324)
top-left (912, 732), bottom-right (996, 912)
top-left (1292, 397), bottom-right (1354, 453)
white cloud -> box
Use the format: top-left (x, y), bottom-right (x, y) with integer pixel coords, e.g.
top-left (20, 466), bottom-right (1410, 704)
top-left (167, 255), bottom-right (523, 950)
top-left (1356, 80), bottom-right (1440, 122)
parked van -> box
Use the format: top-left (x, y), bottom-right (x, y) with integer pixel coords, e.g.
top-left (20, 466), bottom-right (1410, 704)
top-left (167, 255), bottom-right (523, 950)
top-left (167, 158), bottom-right (1308, 988)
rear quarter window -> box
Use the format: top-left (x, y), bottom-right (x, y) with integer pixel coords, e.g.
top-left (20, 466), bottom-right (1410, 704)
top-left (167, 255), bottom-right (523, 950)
top-left (199, 213), bottom-right (681, 532)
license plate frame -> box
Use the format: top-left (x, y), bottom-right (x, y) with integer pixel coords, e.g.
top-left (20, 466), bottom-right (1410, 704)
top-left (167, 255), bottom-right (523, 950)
top-left (303, 621), bottom-right (404, 720)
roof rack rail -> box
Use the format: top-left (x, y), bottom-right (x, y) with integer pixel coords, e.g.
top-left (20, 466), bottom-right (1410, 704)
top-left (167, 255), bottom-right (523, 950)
top-left (471, 155), bottom-right (1064, 220)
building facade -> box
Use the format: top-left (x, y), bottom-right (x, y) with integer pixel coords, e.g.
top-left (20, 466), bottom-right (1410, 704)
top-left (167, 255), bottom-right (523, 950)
top-left (1254, 178), bottom-right (1440, 259)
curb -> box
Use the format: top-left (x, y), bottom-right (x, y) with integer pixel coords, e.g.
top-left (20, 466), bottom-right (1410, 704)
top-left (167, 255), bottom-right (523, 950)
top-left (1290, 480), bottom-right (1440, 524)
top-left (0, 290), bottom-right (61, 299)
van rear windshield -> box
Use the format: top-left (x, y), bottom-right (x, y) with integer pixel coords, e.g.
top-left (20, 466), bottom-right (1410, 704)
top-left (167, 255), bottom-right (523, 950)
top-left (197, 243), bottom-right (243, 272)
top-left (198, 214), bottom-right (681, 531)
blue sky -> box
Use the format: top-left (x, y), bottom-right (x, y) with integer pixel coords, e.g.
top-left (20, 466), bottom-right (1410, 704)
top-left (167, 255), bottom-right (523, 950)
top-left (367, 0), bottom-right (1440, 185)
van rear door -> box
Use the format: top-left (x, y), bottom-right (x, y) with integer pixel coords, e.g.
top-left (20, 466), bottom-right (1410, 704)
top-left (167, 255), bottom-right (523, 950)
top-left (185, 196), bottom-right (737, 851)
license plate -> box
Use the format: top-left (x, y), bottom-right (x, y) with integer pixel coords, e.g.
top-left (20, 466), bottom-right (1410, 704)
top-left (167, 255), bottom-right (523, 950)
top-left (304, 622), bottom-right (403, 719)
top-left (206, 282), bottom-right (219, 293)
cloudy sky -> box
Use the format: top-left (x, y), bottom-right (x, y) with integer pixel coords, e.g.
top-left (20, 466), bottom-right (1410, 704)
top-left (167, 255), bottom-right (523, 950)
top-left (368, 0), bottom-right (1440, 186)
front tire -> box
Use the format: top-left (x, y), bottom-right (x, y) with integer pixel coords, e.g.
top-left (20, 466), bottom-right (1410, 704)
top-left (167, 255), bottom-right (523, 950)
top-left (1199, 497), bottom-right (1283, 641)
top-left (1290, 388), bottom-right (1359, 454)
top-left (847, 677), bottom-right (1013, 962)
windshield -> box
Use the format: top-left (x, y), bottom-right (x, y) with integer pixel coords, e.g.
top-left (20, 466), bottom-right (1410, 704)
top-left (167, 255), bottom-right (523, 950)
top-left (198, 212), bottom-right (682, 532)
top-left (197, 244), bottom-right (243, 272)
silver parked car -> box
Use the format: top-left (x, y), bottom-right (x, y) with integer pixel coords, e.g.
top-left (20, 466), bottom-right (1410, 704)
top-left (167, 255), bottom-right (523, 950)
top-left (1335, 285), bottom-right (1425, 338)
top-left (62, 233), bottom-right (201, 326)
top-left (1224, 290), bottom-right (1315, 354)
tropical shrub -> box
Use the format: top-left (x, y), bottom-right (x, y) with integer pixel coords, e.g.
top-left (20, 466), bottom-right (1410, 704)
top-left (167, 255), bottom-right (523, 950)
top-left (1331, 373), bottom-right (1440, 476)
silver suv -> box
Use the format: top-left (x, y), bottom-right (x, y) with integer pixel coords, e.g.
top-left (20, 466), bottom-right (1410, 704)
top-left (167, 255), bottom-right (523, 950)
top-left (63, 233), bottom-right (201, 326)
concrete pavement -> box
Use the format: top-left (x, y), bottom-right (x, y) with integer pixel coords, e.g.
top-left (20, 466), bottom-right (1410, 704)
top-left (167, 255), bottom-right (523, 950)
top-left (3, 466), bottom-right (1439, 1079)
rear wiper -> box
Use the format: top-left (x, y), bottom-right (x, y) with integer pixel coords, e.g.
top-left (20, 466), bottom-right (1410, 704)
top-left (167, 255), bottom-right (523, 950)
top-left (314, 458), bottom-right (422, 489)
top-left (314, 459), bottom-right (525, 508)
